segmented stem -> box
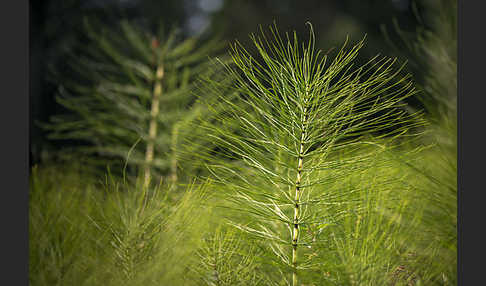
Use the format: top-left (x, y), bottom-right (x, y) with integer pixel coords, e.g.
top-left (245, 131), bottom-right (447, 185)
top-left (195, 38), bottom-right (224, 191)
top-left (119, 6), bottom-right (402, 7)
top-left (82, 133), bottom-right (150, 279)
top-left (144, 64), bottom-right (164, 189)
top-left (292, 104), bottom-right (308, 286)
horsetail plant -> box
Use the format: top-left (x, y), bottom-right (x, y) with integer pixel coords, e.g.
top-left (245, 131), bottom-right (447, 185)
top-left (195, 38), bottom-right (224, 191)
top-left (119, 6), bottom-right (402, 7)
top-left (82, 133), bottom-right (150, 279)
top-left (43, 19), bottom-right (224, 187)
top-left (190, 23), bottom-right (424, 285)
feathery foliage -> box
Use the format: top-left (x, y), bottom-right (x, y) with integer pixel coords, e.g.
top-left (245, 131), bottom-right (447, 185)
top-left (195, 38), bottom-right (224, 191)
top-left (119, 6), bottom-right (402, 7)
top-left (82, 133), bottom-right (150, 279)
top-left (30, 14), bottom-right (457, 284)
top-left (29, 165), bottom-right (99, 285)
top-left (192, 227), bottom-right (266, 285)
top-left (187, 23), bottom-right (424, 285)
top-left (29, 163), bottom-right (216, 286)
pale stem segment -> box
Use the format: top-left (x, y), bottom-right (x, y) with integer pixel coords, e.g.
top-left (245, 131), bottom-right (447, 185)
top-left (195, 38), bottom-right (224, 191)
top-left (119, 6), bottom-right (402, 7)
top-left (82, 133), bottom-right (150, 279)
top-left (144, 64), bottom-right (164, 189)
top-left (292, 105), bottom-right (308, 286)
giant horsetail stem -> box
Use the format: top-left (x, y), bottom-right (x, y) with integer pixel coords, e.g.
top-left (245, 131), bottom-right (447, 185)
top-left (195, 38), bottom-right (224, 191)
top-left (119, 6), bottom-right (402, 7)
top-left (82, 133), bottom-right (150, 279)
top-left (144, 53), bottom-right (164, 189)
top-left (292, 102), bottom-right (309, 286)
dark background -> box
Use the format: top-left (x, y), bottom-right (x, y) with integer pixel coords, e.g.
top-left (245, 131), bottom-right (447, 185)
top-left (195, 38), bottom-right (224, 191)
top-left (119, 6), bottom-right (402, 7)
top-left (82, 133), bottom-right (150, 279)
top-left (29, 0), bottom-right (438, 165)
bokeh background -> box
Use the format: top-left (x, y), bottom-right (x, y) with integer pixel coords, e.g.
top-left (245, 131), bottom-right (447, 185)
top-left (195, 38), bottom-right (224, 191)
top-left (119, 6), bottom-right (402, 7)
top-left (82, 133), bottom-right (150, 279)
top-left (29, 0), bottom-right (448, 165)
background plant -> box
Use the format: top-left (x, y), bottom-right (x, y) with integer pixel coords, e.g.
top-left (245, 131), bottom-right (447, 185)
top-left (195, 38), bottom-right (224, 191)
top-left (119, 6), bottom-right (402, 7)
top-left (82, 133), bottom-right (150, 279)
top-left (43, 19), bottom-right (224, 187)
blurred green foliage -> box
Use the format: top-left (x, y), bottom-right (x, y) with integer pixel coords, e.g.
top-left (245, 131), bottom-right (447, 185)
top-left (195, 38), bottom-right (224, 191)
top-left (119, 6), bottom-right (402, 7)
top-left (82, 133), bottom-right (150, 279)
top-left (31, 0), bottom-right (431, 164)
top-left (42, 19), bottom-right (225, 184)
top-left (30, 0), bottom-right (456, 285)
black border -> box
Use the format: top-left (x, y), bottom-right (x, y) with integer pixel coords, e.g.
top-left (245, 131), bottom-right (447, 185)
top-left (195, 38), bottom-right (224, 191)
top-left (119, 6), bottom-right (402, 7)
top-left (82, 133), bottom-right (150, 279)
top-left (1, 0), bottom-right (29, 285)
top-left (458, 1), bottom-right (482, 285)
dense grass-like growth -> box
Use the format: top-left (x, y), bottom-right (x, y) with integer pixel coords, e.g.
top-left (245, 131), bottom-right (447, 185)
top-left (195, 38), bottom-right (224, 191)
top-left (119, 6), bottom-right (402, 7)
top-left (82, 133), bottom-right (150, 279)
top-left (30, 17), bottom-right (456, 286)
top-left (30, 164), bottom-right (218, 285)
